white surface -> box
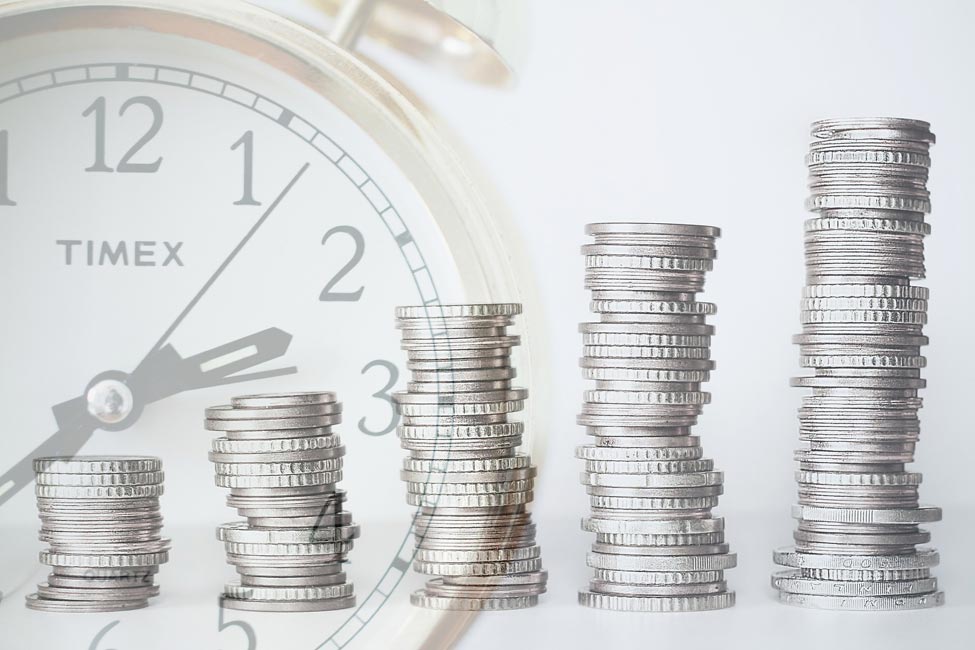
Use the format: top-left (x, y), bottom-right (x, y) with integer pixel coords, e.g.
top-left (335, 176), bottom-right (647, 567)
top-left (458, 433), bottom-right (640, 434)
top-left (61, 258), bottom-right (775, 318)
top-left (375, 1), bottom-right (975, 649)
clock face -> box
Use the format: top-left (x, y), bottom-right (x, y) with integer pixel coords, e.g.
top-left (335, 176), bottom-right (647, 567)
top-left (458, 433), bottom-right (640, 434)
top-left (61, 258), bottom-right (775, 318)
top-left (0, 3), bottom-right (499, 648)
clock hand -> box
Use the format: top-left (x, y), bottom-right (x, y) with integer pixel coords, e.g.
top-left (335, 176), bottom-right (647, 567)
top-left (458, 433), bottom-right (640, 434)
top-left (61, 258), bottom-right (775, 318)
top-left (0, 409), bottom-right (96, 506)
top-left (0, 164), bottom-right (310, 508)
top-left (129, 327), bottom-right (297, 404)
top-left (139, 163), bottom-right (310, 365)
top-left (0, 328), bottom-right (297, 507)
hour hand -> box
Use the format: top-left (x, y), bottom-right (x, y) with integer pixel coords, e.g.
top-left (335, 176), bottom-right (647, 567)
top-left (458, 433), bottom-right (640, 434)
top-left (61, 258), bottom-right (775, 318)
top-left (128, 327), bottom-right (297, 404)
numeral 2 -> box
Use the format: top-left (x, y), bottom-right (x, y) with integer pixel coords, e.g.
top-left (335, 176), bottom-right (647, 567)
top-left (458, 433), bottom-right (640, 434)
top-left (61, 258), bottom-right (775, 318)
top-left (0, 130), bottom-right (14, 205)
top-left (320, 225), bottom-right (365, 302)
top-left (83, 96), bottom-right (163, 173)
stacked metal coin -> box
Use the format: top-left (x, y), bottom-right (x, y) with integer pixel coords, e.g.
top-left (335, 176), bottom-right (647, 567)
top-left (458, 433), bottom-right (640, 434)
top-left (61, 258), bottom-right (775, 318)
top-left (772, 117), bottom-right (944, 610)
top-left (205, 392), bottom-right (358, 613)
top-left (27, 456), bottom-right (169, 612)
top-left (577, 223), bottom-right (736, 613)
top-left (394, 303), bottom-right (547, 610)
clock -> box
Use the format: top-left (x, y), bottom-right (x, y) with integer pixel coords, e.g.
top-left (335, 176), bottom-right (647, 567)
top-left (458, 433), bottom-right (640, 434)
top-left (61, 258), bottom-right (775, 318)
top-left (0, 1), bottom-right (544, 648)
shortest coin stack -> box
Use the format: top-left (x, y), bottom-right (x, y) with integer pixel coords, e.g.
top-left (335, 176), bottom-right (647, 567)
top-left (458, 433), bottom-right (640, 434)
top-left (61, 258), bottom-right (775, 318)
top-left (28, 456), bottom-right (169, 613)
top-left (394, 303), bottom-right (548, 610)
top-left (206, 392), bottom-right (358, 613)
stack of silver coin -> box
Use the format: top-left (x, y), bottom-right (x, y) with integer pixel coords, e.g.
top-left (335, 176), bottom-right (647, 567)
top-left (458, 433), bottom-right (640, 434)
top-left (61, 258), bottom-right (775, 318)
top-left (205, 392), bottom-right (358, 613)
top-left (27, 456), bottom-right (169, 613)
top-left (393, 303), bottom-right (547, 610)
top-left (772, 117), bottom-right (945, 610)
top-left (577, 223), bottom-right (736, 613)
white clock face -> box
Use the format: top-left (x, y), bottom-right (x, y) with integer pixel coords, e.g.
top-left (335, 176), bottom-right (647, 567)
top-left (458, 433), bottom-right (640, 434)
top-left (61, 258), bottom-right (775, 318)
top-left (0, 4), bottom-right (480, 648)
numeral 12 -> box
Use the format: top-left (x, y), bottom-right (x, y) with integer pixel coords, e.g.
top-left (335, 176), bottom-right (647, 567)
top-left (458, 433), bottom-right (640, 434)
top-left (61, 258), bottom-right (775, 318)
top-left (0, 130), bottom-right (15, 205)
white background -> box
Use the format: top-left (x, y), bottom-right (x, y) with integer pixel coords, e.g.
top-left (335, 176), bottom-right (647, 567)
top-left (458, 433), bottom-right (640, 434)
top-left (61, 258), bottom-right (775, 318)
top-left (351, 1), bottom-right (975, 648)
top-left (1, 1), bottom-right (972, 649)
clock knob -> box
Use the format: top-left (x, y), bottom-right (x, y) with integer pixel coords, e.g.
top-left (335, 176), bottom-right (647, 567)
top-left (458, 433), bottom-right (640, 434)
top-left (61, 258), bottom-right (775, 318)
top-left (302, 0), bottom-right (528, 86)
top-left (85, 378), bottom-right (134, 425)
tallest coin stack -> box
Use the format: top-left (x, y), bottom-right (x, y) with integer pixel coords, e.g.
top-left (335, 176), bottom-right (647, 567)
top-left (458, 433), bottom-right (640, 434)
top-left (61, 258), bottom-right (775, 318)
top-left (772, 118), bottom-right (945, 610)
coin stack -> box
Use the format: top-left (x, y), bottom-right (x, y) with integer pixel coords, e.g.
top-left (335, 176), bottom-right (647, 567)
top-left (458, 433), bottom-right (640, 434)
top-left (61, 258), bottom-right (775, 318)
top-left (576, 223), bottom-right (736, 613)
top-left (27, 456), bottom-right (169, 613)
top-left (393, 303), bottom-right (547, 611)
top-left (772, 117), bottom-right (945, 610)
top-left (205, 392), bottom-right (358, 613)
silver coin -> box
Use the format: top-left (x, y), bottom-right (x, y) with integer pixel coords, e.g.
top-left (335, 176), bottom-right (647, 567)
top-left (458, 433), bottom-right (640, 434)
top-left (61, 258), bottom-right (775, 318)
top-left (240, 572), bottom-right (347, 587)
top-left (206, 402), bottom-right (342, 420)
top-left (776, 590), bottom-right (944, 611)
top-left (578, 590), bottom-right (734, 612)
top-left (231, 392), bottom-right (338, 408)
top-left (410, 590), bottom-right (538, 610)
top-left (588, 552), bottom-right (737, 572)
top-left (33, 456), bottom-right (162, 474)
top-left (590, 579), bottom-right (727, 597)
top-left (25, 593), bottom-right (148, 612)
top-left (224, 582), bottom-right (353, 601)
top-left (220, 595), bottom-right (356, 612)
top-left (772, 570), bottom-right (937, 596)
top-left (421, 579), bottom-right (546, 599)
top-left (206, 414), bottom-right (342, 431)
top-left (218, 523), bottom-right (360, 544)
top-left (36, 582), bottom-right (160, 601)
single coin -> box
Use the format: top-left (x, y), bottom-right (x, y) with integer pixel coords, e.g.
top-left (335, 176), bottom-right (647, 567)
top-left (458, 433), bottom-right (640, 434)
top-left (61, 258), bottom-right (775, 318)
top-left (413, 558), bottom-right (543, 577)
top-left (590, 580), bottom-right (727, 597)
top-left (206, 403), bottom-right (341, 420)
top-left (224, 582), bottom-right (354, 601)
top-left (35, 484), bottom-right (164, 499)
top-left (791, 504), bottom-right (941, 524)
top-left (772, 547), bottom-right (939, 570)
top-left (36, 582), bottom-right (160, 601)
top-left (422, 579), bottom-right (546, 599)
top-left (413, 545), bottom-right (540, 564)
top-left (582, 517), bottom-right (723, 535)
top-left (234, 564), bottom-right (344, 578)
top-left (587, 552), bottom-right (737, 572)
top-left (442, 571), bottom-right (548, 587)
top-left (396, 304), bottom-right (522, 319)
top-left (247, 513), bottom-right (353, 528)
top-left (206, 414), bottom-right (342, 431)
top-left (223, 540), bottom-right (354, 557)
top-left (776, 590), bottom-right (944, 610)
top-left (582, 471), bottom-right (722, 489)
top-left (240, 573), bottom-right (348, 587)
top-left (218, 523), bottom-right (360, 544)
top-left (410, 590), bottom-right (538, 610)
top-left (25, 593), bottom-right (148, 612)
top-left (231, 392), bottom-right (337, 408)
top-left (591, 569), bottom-right (723, 585)
top-left (45, 574), bottom-right (154, 589)
top-left (220, 595), bottom-right (356, 612)
top-left (35, 471), bottom-right (164, 487)
top-left (33, 457), bottom-right (162, 474)
top-left (578, 590), bottom-right (734, 612)
top-left (772, 570), bottom-right (937, 597)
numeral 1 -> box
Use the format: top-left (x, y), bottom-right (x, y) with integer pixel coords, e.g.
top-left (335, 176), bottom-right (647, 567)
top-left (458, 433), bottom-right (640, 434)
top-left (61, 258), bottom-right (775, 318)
top-left (0, 130), bottom-right (16, 205)
top-left (232, 131), bottom-right (261, 206)
top-left (83, 97), bottom-right (113, 172)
